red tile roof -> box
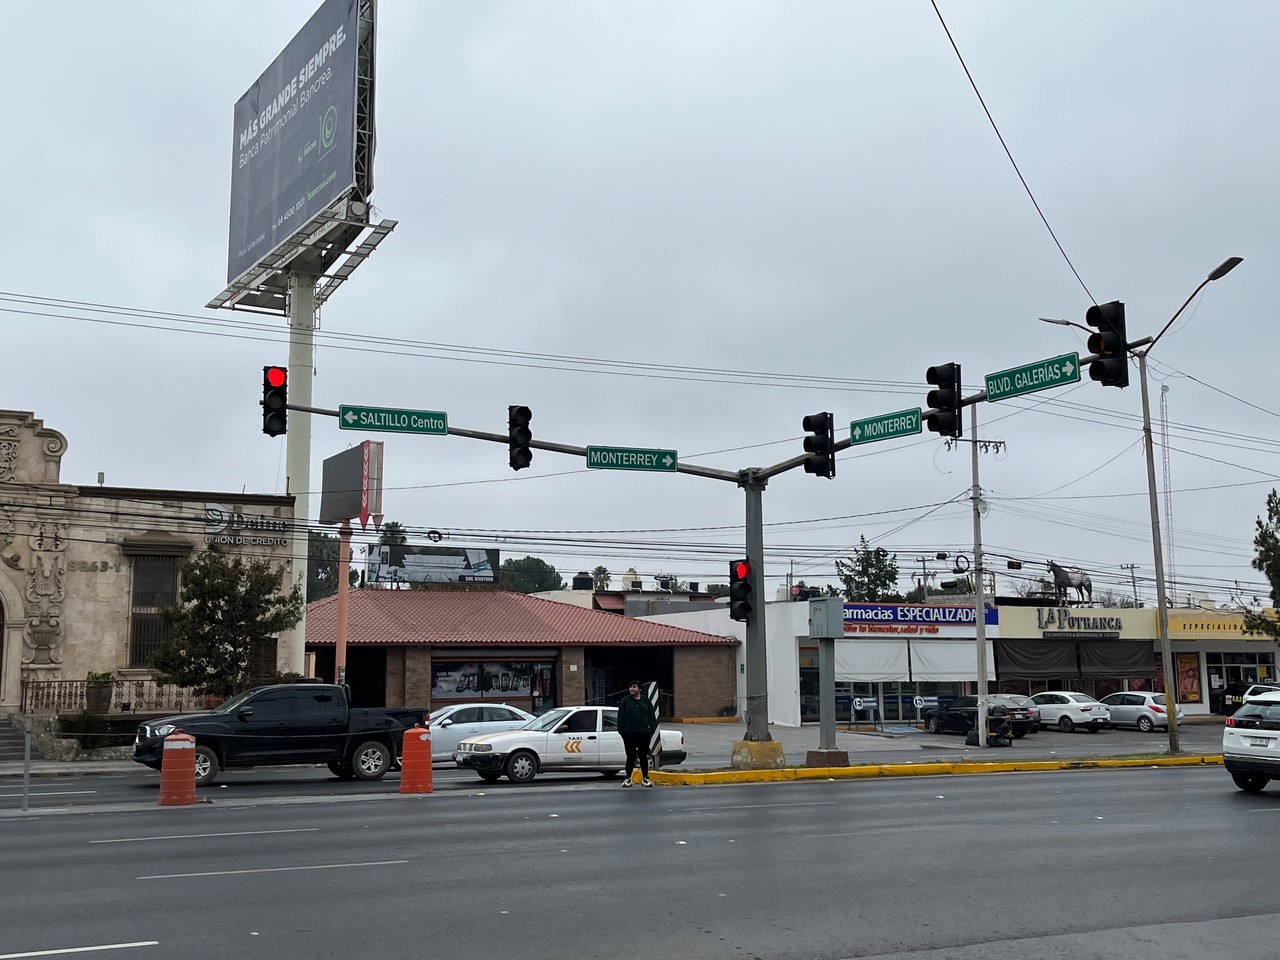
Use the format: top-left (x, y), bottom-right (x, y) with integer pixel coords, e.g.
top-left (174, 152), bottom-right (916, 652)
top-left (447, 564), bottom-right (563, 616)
top-left (305, 589), bottom-right (738, 647)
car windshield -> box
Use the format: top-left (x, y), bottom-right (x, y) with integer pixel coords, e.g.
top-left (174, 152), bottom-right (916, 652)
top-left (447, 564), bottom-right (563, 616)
top-left (1067, 694), bottom-right (1100, 704)
top-left (427, 707), bottom-right (454, 723)
top-left (525, 708), bottom-right (573, 732)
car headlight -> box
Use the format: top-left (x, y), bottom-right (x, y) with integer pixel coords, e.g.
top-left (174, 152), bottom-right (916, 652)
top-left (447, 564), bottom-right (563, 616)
top-left (471, 743), bottom-right (492, 752)
top-left (150, 724), bottom-right (176, 738)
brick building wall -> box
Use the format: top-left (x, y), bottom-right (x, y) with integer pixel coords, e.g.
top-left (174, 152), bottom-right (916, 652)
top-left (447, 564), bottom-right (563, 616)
top-left (405, 647), bottom-right (431, 707)
top-left (558, 646), bottom-right (585, 705)
top-left (673, 646), bottom-right (737, 718)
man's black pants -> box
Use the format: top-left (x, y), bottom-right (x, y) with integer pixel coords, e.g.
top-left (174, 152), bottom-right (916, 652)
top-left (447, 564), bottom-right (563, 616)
top-left (622, 730), bottom-right (651, 779)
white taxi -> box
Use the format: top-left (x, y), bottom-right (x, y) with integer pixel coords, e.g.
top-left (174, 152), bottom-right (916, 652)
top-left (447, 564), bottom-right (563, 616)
top-left (453, 705), bottom-right (686, 783)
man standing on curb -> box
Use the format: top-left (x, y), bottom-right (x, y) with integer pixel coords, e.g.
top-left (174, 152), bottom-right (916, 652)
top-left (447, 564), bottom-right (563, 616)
top-left (618, 679), bottom-right (657, 787)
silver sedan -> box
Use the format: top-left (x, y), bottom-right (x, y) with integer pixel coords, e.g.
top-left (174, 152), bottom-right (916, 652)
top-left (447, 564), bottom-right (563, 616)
top-left (427, 703), bottom-right (536, 761)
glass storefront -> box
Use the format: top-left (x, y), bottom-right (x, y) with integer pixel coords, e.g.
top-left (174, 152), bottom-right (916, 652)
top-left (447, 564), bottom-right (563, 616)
top-left (431, 659), bottom-right (557, 712)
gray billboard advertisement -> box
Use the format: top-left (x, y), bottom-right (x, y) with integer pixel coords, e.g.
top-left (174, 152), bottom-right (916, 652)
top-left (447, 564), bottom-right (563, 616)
top-left (227, 0), bottom-right (360, 284)
top-left (367, 546), bottom-right (501, 585)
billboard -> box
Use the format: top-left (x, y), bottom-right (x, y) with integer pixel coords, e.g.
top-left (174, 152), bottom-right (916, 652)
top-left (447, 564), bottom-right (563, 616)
top-left (367, 546), bottom-right (500, 585)
top-left (227, 0), bottom-right (360, 284)
top-left (319, 440), bottom-right (383, 527)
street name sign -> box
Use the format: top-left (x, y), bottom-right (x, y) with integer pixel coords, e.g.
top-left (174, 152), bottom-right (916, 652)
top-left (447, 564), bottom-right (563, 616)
top-left (849, 408), bottom-right (922, 446)
top-left (339, 404), bottom-right (448, 435)
top-left (586, 445), bottom-right (678, 472)
top-left (984, 353), bottom-right (1080, 402)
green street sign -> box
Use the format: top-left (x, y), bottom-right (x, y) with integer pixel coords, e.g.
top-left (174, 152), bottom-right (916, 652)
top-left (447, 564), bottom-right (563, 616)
top-left (586, 445), bottom-right (678, 472)
top-left (985, 353), bottom-right (1080, 402)
top-left (849, 408), bottom-right (922, 446)
top-left (339, 404), bottom-right (448, 435)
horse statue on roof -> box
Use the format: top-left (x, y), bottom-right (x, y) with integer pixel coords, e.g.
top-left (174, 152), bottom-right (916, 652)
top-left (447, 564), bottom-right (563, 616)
top-left (1047, 560), bottom-right (1091, 603)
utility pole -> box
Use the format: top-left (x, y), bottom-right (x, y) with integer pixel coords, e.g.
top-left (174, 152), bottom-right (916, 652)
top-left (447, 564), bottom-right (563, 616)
top-left (740, 471), bottom-right (770, 741)
top-left (1121, 563), bottom-right (1140, 606)
top-left (969, 403), bottom-right (989, 749)
top-left (284, 272), bottom-right (317, 676)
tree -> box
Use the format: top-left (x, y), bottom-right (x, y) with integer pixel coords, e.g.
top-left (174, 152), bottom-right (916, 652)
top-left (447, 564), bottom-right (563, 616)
top-left (705, 583), bottom-right (730, 599)
top-left (499, 556), bottom-right (564, 593)
top-left (1245, 490), bottom-right (1280, 640)
top-left (591, 565), bottom-right (611, 591)
top-left (379, 521), bottom-right (408, 546)
top-left (834, 536), bottom-right (903, 602)
top-left (307, 530), bottom-right (340, 603)
top-left (151, 547), bottom-right (304, 697)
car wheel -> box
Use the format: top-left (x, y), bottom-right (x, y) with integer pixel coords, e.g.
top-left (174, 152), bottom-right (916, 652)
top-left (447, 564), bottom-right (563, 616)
top-left (1013, 730), bottom-right (1026, 739)
top-left (925, 716), bottom-right (941, 734)
top-left (1136, 716), bottom-right (1154, 732)
top-left (351, 740), bottom-right (392, 781)
top-left (327, 760), bottom-right (356, 780)
top-left (193, 745), bottom-right (219, 787)
top-left (506, 750), bottom-right (539, 784)
top-left (1231, 772), bottom-right (1269, 794)
top-left (477, 772), bottom-right (501, 783)
top-left (1058, 716), bottom-right (1075, 733)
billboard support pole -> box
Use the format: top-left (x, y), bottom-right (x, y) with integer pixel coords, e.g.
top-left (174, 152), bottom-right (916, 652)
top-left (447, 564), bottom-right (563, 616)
top-left (286, 271), bottom-right (318, 675)
top-left (335, 519), bottom-right (352, 686)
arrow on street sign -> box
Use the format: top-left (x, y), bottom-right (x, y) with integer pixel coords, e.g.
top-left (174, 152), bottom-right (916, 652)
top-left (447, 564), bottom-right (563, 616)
top-left (985, 353), bottom-right (1080, 402)
top-left (586, 445), bottom-right (678, 472)
top-left (849, 408), bottom-right (922, 446)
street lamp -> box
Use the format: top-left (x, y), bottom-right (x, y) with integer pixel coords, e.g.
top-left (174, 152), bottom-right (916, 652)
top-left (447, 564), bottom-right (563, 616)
top-left (1042, 256), bottom-right (1243, 754)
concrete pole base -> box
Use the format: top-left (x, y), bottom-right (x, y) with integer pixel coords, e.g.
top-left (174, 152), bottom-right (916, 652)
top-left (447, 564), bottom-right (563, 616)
top-left (805, 749), bottom-right (850, 768)
top-left (730, 739), bottom-right (787, 770)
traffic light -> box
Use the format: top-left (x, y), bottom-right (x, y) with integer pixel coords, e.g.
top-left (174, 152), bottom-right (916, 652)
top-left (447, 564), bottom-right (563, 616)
top-left (729, 559), bottom-right (754, 622)
top-left (508, 405), bottom-right (532, 470)
top-left (1085, 300), bottom-right (1129, 388)
top-left (801, 412), bottom-right (836, 479)
top-left (925, 362), bottom-right (962, 439)
top-left (261, 365), bottom-right (288, 437)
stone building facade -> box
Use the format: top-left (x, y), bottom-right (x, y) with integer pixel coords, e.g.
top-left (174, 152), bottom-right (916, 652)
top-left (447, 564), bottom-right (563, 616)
top-left (0, 410), bottom-right (299, 711)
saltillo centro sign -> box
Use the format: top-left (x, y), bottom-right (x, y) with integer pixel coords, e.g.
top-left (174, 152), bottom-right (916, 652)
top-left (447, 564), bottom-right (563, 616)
top-left (339, 404), bottom-right (448, 435)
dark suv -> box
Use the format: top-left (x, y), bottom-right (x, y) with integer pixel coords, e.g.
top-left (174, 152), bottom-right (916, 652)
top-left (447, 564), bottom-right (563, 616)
top-left (1214, 681), bottom-right (1280, 716)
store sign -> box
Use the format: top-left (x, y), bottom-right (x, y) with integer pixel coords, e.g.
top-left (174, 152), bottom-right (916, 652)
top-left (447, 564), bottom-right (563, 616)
top-left (842, 603), bottom-right (998, 637)
top-left (431, 661), bottom-right (547, 700)
top-left (203, 502), bottom-right (291, 546)
top-left (1035, 607), bottom-right (1123, 639)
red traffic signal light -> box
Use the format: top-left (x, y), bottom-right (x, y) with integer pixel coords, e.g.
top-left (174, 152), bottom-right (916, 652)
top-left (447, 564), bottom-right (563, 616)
top-left (266, 366), bottom-right (287, 389)
top-left (733, 559), bottom-right (751, 581)
top-left (261, 365), bottom-right (288, 437)
top-left (729, 559), bottom-right (753, 622)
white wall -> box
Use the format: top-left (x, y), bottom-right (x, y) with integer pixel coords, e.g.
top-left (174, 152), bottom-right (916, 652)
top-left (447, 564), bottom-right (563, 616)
top-left (641, 601), bottom-right (809, 727)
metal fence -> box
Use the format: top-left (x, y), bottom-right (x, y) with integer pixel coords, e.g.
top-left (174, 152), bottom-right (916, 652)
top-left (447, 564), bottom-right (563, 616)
top-left (20, 679), bottom-right (202, 716)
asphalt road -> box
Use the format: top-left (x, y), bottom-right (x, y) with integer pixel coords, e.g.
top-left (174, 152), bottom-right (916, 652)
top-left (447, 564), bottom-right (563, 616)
top-left (3, 765), bottom-right (1277, 960)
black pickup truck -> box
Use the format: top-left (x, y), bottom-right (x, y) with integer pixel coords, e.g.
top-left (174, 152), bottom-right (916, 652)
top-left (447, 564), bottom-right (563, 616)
top-left (132, 683), bottom-right (428, 786)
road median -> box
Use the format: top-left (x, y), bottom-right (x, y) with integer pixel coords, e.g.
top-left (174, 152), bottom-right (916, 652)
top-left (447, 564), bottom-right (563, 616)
top-left (650, 753), bottom-right (1223, 786)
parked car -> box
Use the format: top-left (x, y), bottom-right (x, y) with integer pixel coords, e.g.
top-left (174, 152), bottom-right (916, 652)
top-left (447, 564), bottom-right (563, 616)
top-left (1029, 691), bottom-right (1111, 732)
top-left (1222, 690), bottom-right (1280, 793)
top-left (999, 694), bottom-right (1040, 732)
top-left (923, 695), bottom-right (1038, 738)
top-left (453, 705), bottom-right (686, 783)
top-left (133, 683), bottom-right (428, 786)
top-left (427, 703), bottom-right (535, 761)
top-left (1099, 691), bottom-right (1179, 732)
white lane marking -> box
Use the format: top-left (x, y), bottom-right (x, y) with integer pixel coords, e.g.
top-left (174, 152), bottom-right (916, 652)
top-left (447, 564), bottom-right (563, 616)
top-left (0, 942), bottom-right (158, 958)
top-left (137, 859), bottom-right (408, 880)
top-left (0, 791), bottom-right (98, 799)
top-left (92, 828), bottom-right (320, 844)
top-left (688, 801), bottom-right (839, 812)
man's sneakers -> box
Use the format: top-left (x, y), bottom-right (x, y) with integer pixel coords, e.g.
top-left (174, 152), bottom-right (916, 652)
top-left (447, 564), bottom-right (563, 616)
top-left (621, 778), bottom-right (632, 787)
top-left (642, 778), bottom-right (653, 788)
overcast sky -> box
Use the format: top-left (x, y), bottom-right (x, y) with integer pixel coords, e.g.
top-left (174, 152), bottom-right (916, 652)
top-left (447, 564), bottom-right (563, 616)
top-left (5, 1), bottom-right (1277, 606)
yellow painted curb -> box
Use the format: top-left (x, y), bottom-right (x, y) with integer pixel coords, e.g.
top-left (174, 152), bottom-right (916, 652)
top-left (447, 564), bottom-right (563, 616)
top-left (649, 754), bottom-right (1222, 786)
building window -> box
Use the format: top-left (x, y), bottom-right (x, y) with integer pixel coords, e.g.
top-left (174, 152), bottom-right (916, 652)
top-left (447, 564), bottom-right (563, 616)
top-left (129, 556), bottom-right (178, 667)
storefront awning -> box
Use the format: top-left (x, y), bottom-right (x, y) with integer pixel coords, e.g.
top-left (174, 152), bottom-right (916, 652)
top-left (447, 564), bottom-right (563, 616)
top-left (910, 639), bottom-right (995, 682)
top-left (1079, 639), bottom-right (1155, 678)
top-left (835, 641), bottom-right (910, 682)
top-left (994, 639), bottom-right (1079, 679)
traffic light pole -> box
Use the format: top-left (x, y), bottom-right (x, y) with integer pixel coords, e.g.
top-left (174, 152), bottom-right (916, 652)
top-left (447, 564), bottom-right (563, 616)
top-left (284, 272), bottom-right (318, 675)
top-left (740, 471), bottom-right (770, 741)
top-left (969, 402), bottom-right (989, 749)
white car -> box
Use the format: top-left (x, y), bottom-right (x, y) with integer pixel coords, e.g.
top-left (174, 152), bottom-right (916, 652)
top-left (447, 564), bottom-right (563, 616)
top-left (453, 705), bottom-right (687, 783)
top-left (1223, 690), bottom-right (1280, 793)
top-left (1029, 691), bottom-right (1111, 733)
top-left (427, 703), bottom-right (535, 762)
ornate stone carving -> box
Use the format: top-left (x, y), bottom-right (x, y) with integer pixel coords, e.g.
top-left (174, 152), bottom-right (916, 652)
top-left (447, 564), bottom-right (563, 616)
top-left (0, 425), bottom-right (16, 484)
top-left (23, 517), bottom-right (67, 666)
top-left (0, 500), bottom-right (15, 552)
